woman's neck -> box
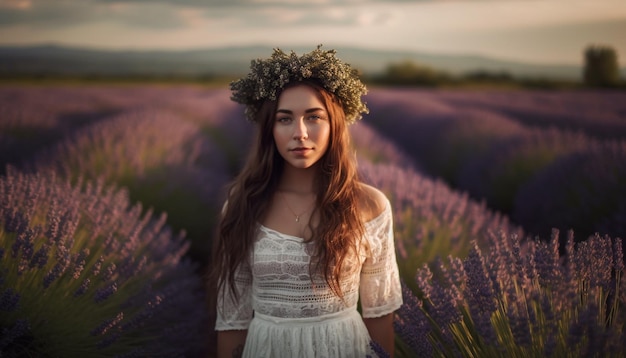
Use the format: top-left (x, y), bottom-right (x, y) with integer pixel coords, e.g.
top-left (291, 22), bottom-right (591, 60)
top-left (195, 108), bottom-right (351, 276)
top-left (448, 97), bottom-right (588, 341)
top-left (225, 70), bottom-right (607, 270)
top-left (278, 165), bottom-right (317, 194)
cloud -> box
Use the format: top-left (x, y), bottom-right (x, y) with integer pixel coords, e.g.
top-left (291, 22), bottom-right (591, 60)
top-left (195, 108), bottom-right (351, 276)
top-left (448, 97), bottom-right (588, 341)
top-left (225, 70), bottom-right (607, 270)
top-left (0, 0), bottom-right (474, 29)
top-left (94, 0), bottom-right (386, 6)
top-left (4, 0), bottom-right (612, 31)
top-left (0, 0), bottom-right (208, 29)
top-left (1, 0), bottom-right (624, 64)
top-left (1, 0), bottom-right (33, 10)
top-left (238, 4), bottom-right (396, 28)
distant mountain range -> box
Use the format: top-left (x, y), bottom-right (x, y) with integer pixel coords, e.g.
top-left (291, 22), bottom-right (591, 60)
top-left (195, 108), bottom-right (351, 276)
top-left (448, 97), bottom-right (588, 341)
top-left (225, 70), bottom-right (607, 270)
top-left (1, 44), bottom-right (622, 80)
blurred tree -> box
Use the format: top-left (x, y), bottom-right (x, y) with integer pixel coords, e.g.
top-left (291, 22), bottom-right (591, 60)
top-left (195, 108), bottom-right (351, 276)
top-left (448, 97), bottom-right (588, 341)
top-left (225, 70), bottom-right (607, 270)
top-left (464, 70), bottom-right (514, 82)
top-left (380, 60), bottom-right (449, 86)
top-left (583, 45), bottom-right (620, 87)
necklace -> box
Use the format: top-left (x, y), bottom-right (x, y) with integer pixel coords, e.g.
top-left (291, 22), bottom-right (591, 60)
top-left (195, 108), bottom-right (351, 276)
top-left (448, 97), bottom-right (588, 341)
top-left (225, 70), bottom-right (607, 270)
top-left (280, 192), bottom-right (314, 222)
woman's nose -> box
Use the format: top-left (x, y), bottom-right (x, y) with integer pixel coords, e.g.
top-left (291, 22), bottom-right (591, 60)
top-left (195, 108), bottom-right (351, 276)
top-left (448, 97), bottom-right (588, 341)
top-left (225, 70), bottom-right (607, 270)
top-left (293, 119), bottom-right (308, 140)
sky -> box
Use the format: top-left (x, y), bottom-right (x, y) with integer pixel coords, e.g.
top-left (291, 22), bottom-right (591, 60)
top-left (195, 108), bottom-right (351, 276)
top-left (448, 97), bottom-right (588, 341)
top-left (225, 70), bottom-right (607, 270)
top-left (1, 0), bottom-right (625, 66)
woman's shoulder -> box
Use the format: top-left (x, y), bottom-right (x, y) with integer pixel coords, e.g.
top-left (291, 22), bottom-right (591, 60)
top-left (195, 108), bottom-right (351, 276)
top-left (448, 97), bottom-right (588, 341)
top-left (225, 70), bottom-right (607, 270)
top-left (357, 183), bottom-right (389, 223)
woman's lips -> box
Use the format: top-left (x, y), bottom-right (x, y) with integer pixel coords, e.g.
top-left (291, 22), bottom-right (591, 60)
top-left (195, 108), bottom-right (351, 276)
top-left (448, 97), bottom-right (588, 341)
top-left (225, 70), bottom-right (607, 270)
top-left (290, 147), bottom-right (311, 155)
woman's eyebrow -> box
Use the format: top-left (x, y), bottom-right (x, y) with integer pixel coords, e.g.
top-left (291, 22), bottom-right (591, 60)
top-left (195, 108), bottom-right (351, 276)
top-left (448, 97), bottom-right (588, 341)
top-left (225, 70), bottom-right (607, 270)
top-left (276, 108), bottom-right (325, 114)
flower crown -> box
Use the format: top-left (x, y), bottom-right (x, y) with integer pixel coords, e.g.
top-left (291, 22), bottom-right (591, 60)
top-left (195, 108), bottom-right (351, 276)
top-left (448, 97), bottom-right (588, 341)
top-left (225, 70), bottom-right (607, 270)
top-left (230, 45), bottom-right (369, 123)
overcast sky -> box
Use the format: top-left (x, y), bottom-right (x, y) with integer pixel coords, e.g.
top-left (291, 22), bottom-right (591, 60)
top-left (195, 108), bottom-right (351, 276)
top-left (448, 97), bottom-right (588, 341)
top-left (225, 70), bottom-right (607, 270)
top-left (1, 0), bottom-right (625, 65)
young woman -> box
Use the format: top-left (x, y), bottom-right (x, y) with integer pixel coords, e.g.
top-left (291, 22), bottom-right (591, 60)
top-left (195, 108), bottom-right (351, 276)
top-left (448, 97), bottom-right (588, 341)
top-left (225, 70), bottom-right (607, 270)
top-left (213, 47), bottom-right (402, 358)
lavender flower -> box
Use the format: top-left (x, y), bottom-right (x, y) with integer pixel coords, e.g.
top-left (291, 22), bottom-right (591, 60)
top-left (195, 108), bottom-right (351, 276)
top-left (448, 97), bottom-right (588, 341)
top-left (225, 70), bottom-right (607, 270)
top-left (94, 282), bottom-right (118, 303)
top-left (90, 312), bottom-right (124, 336)
top-left (364, 88), bottom-right (625, 242)
top-left (395, 229), bottom-right (625, 357)
top-left (0, 168), bottom-right (208, 356)
top-left (29, 242), bottom-right (50, 270)
top-left (369, 340), bottom-right (390, 358)
top-left (358, 159), bottom-right (523, 294)
top-left (74, 278), bottom-right (91, 297)
top-left (0, 288), bottom-right (20, 312)
top-left (28, 107), bottom-right (230, 263)
top-left (394, 282), bottom-right (433, 357)
top-left (0, 319), bottom-right (31, 353)
top-left (3, 76), bottom-right (626, 358)
top-left (463, 244), bottom-right (498, 346)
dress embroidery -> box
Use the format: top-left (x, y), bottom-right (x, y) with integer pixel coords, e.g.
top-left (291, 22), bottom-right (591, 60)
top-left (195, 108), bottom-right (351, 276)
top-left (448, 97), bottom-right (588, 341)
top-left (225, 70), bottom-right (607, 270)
top-left (216, 199), bottom-right (402, 357)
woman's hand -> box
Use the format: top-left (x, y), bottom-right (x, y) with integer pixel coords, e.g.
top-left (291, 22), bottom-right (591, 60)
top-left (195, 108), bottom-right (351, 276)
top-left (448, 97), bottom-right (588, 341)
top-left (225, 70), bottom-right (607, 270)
top-left (363, 313), bottom-right (395, 357)
top-left (217, 330), bottom-right (247, 358)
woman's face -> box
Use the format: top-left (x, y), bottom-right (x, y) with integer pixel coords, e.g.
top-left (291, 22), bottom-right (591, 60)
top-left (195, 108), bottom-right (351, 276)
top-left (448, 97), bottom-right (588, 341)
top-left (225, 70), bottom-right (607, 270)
top-left (273, 84), bottom-right (331, 170)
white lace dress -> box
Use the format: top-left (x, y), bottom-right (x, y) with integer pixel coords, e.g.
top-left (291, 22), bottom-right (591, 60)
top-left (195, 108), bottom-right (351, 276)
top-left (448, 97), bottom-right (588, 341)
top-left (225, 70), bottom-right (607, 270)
top-left (215, 199), bottom-right (403, 358)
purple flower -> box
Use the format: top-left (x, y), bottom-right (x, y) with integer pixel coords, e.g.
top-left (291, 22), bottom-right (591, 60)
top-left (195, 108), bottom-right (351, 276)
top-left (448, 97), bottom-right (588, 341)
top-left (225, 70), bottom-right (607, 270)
top-left (394, 282), bottom-right (433, 357)
top-left (463, 243), bottom-right (498, 346)
top-left (29, 242), bottom-right (50, 270)
top-left (530, 230), bottom-right (560, 288)
top-left (614, 238), bottom-right (624, 272)
top-left (43, 259), bottom-right (69, 289)
top-left (94, 282), bottom-right (118, 303)
top-left (368, 340), bottom-right (390, 358)
top-left (0, 319), bottom-right (31, 352)
top-left (71, 248), bottom-right (89, 279)
top-left (91, 312), bottom-right (124, 336)
top-left (1, 168), bottom-right (209, 356)
top-left (74, 278), bottom-right (91, 297)
top-left (0, 288), bottom-right (20, 312)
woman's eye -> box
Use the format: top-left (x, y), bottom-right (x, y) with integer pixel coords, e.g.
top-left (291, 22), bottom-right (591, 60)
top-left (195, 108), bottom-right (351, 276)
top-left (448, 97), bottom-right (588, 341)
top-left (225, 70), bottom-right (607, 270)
top-left (277, 117), bottom-right (292, 123)
top-left (308, 115), bottom-right (322, 121)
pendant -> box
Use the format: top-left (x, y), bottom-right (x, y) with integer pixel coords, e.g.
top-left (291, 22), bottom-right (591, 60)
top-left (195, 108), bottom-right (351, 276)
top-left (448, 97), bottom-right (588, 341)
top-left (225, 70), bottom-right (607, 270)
top-left (295, 216), bottom-right (300, 222)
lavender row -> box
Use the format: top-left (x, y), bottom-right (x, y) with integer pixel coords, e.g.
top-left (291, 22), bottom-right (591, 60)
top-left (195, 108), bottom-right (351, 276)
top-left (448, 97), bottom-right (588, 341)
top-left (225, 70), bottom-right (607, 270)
top-left (439, 89), bottom-right (626, 140)
top-left (457, 127), bottom-right (594, 213)
top-left (356, 155), bottom-right (625, 355)
top-left (395, 228), bottom-right (625, 357)
top-left (350, 122), bottom-right (422, 172)
top-left (351, 118), bottom-right (522, 281)
top-left (365, 88), bottom-right (525, 185)
top-left (357, 160), bottom-right (523, 292)
top-left (366, 88), bottom-right (626, 140)
top-left (24, 107), bottom-right (232, 263)
top-left (0, 86), bottom-right (248, 175)
top-left (514, 140), bottom-right (626, 239)
top-left (364, 88), bottom-right (626, 240)
top-left (0, 86), bottom-right (121, 174)
top-left (1, 84), bottom-right (621, 356)
top-left (0, 168), bottom-right (209, 356)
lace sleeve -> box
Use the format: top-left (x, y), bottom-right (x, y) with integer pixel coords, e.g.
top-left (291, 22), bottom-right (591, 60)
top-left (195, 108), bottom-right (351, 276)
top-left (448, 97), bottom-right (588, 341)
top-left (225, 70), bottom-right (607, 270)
top-left (215, 260), bottom-right (253, 331)
top-left (360, 201), bottom-right (403, 318)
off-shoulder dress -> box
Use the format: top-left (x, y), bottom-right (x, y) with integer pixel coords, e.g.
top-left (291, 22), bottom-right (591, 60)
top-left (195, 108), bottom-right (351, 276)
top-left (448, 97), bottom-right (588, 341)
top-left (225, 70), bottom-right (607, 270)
top-left (215, 198), bottom-right (402, 358)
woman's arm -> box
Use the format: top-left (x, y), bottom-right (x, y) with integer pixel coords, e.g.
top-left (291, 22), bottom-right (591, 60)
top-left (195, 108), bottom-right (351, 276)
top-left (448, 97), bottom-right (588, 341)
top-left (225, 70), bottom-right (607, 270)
top-left (363, 313), bottom-right (395, 357)
top-left (217, 330), bottom-right (248, 358)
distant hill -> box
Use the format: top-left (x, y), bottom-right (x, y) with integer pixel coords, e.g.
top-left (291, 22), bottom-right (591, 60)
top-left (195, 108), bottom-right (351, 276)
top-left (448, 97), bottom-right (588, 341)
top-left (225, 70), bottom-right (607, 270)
top-left (1, 44), bottom-right (622, 80)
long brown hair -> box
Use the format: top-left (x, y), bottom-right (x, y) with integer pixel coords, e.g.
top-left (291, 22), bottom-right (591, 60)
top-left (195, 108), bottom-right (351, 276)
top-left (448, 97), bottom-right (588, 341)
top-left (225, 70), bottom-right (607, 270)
top-left (212, 80), bottom-right (364, 302)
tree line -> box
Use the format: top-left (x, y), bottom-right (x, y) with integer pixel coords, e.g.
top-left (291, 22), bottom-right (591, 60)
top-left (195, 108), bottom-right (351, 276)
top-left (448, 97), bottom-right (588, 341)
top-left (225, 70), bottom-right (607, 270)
top-left (368, 44), bottom-right (623, 89)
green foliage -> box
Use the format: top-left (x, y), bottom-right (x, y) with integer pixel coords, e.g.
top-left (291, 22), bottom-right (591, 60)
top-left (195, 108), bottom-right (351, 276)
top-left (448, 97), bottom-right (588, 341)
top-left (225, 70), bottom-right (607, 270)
top-left (464, 70), bottom-right (514, 83)
top-left (584, 45), bottom-right (621, 88)
top-left (377, 60), bottom-right (450, 87)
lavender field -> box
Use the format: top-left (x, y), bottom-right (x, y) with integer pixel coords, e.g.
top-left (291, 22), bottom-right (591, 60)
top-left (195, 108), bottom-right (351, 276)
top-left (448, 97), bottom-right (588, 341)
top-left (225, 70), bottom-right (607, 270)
top-left (1, 85), bottom-right (625, 357)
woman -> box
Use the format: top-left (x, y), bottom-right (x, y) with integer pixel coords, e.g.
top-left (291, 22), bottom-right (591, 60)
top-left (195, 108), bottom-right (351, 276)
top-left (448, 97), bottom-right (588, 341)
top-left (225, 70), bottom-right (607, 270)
top-left (213, 46), bottom-right (402, 358)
